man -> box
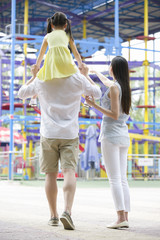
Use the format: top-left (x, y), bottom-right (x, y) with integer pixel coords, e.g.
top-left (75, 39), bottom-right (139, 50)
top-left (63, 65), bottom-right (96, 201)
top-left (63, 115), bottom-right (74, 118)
top-left (18, 64), bottom-right (101, 230)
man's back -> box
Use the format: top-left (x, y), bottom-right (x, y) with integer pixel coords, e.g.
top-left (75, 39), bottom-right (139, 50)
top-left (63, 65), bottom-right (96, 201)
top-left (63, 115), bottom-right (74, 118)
top-left (18, 71), bottom-right (101, 139)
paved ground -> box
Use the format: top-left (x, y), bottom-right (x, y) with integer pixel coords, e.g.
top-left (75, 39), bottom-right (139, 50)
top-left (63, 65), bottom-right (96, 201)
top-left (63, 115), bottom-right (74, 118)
top-left (0, 180), bottom-right (160, 240)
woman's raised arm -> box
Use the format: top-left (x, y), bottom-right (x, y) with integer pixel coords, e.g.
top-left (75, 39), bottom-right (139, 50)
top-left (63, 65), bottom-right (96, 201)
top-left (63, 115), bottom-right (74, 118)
top-left (91, 70), bottom-right (113, 88)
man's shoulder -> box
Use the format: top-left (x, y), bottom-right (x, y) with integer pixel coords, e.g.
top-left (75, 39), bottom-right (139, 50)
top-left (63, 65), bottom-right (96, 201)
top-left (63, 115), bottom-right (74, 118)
top-left (70, 71), bottom-right (86, 82)
top-left (34, 77), bottom-right (43, 84)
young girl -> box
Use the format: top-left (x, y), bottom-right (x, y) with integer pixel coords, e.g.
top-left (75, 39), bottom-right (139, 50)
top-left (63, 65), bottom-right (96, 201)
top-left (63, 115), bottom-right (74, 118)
top-left (30, 12), bottom-right (83, 105)
top-left (85, 56), bottom-right (131, 229)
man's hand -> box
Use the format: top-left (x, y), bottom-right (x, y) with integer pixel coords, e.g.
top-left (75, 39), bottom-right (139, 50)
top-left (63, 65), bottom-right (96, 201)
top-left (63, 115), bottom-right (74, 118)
top-left (26, 64), bottom-right (39, 86)
top-left (31, 64), bottom-right (39, 78)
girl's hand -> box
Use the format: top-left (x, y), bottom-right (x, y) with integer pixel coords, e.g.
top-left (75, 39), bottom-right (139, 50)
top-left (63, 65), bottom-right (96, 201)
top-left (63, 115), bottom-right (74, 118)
top-left (85, 96), bottom-right (95, 107)
top-left (80, 63), bottom-right (89, 77)
top-left (78, 62), bottom-right (85, 71)
top-left (78, 63), bottom-right (82, 71)
top-left (31, 64), bottom-right (39, 71)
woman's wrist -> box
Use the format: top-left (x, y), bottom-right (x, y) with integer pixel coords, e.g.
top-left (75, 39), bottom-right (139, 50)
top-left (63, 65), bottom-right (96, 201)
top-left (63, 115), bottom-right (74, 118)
top-left (89, 101), bottom-right (96, 108)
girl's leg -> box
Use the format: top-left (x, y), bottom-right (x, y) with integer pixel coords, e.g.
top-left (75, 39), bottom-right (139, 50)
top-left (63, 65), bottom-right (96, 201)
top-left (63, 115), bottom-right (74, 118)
top-left (120, 147), bottom-right (131, 220)
top-left (101, 139), bottom-right (125, 223)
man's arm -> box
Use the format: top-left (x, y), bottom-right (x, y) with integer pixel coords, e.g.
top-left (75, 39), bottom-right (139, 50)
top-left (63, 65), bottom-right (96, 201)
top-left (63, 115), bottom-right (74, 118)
top-left (80, 64), bottom-right (102, 99)
top-left (18, 80), bottom-right (38, 100)
top-left (18, 69), bottom-right (38, 99)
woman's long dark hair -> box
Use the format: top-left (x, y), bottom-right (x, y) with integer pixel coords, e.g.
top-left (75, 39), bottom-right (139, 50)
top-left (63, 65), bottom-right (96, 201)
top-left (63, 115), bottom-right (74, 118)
top-left (47, 12), bottom-right (73, 40)
top-left (111, 56), bottom-right (131, 114)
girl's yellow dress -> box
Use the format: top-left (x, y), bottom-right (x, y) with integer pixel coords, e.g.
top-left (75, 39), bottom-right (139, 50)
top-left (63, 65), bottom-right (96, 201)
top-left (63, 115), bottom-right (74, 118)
top-left (37, 30), bottom-right (78, 81)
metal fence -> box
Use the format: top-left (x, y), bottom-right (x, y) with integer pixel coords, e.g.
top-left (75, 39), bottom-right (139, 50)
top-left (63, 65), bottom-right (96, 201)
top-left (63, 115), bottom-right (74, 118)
top-left (0, 151), bottom-right (41, 180)
top-left (5, 23), bottom-right (30, 35)
top-left (0, 151), bottom-right (160, 180)
top-left (128, 154), bottom-right (160, 180)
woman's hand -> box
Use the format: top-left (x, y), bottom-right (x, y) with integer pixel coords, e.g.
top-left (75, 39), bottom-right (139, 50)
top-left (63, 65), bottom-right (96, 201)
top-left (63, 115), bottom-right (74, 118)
top-left (90, 70), bottom-right (98, 75)
top-left (85, 96), bottom-right (95, 107)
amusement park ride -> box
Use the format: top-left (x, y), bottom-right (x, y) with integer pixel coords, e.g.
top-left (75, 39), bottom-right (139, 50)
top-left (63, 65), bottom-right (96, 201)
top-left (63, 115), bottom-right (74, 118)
top-left (0, 0), bottom-right (160, 180)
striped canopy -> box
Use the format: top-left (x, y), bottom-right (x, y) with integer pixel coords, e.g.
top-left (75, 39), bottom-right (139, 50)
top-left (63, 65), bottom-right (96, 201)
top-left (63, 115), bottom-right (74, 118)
top-left (0, 127), bottom-right (27, 145)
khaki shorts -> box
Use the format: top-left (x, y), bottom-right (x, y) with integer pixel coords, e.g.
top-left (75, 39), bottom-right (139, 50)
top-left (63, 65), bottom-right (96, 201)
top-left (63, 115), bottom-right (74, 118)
top-left (39, 135), bottom-right (79, 173)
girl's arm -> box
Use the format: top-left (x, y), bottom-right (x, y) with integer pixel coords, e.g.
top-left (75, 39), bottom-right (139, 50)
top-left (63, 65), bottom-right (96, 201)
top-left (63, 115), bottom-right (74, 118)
top-left (36, 37), bottom-right (48, 68)
top-left (85, 85), bottom-right (120, 120)
top-left (31, 37), bottom-right (48, 75)
top-left (91, 70), bottom-right (113, 88)
top-left (69, 39), bottom-right (83, 68)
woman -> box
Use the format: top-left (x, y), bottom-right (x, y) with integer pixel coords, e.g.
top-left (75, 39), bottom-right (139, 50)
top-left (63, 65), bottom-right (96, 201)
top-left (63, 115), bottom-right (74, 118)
top-left (86, 56), bottom-right (131, 229)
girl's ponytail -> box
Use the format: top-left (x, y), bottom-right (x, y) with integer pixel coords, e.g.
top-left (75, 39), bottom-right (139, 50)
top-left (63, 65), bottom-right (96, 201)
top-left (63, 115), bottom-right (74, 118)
top-left (65, 19), bottom-right (73, 40)
top-left (47, 18), bottom-right (52, 33)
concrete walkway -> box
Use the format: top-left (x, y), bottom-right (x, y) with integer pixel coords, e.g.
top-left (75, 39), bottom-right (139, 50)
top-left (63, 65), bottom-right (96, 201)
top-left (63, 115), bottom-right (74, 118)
top-left (0, 180), bottom-right (160, 240)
